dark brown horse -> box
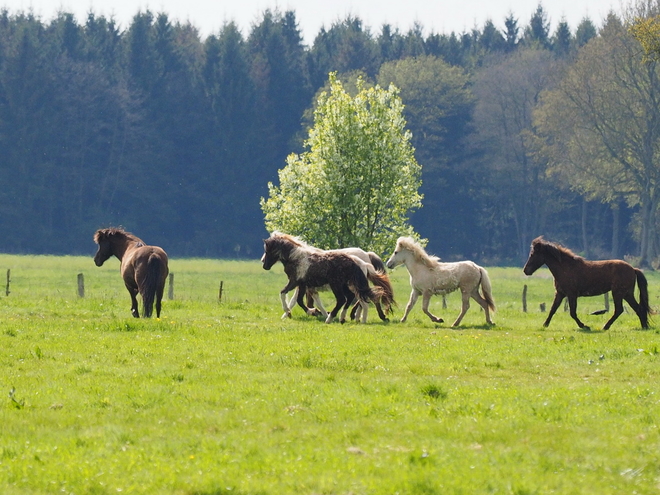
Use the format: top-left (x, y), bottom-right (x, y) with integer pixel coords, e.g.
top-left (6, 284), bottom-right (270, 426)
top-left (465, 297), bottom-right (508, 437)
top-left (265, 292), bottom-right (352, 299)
top-left (261, 233), bottom-right (382, 323)
top-left (523, 236), bottom-right (650, 330)
top-left (93, 228), bottom-right (169, 318)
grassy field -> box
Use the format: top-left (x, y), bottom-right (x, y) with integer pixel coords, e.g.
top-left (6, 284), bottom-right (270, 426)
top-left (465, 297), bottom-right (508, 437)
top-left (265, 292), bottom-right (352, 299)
top-left (1, 254), bottom-right (660, 494)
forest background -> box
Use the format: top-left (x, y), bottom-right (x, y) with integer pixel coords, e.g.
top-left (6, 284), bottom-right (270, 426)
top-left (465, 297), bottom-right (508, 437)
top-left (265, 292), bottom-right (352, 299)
top-left (0, 2), bottom-right (649, 264)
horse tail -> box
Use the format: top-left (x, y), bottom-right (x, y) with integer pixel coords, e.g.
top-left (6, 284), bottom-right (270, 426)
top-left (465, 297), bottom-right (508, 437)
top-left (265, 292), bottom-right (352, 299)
top-left (350, 260), bottom-right (382, 304)
top-left (367, 252), bottom-right (387, 273)
top-left (635, 268), bottom-right (651, 327)
top-left (479, 267), bottom-right (496, 312)
top-left (365, 264), bottom-right (395, 313)
top-left (141, 253), bottom-right (161, 318)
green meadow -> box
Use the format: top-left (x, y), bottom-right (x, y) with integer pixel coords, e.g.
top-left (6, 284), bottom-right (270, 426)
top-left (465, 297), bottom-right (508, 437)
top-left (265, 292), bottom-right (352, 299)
top-left (1, 254), bottom-right (660, 494)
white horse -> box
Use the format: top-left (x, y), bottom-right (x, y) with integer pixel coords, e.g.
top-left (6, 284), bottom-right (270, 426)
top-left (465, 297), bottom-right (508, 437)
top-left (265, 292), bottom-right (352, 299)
top-left (385, 237), bottom-right (495, 327)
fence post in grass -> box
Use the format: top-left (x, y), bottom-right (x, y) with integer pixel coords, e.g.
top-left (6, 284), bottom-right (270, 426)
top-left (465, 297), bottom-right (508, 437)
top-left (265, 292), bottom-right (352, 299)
top-left (219, 281), bottom-right (224, 302)
top-left (604, 292), bottom-right (609, 312)
top-left (442, 295), bottom-right (447, 309)
top-left (522, 284), bottom-right (528, 313)
top-left (168, 273), bottom-right (174, 300)
top-left (77, 273), bottom-right (84, 298)
top-left (540, 302), bottom-right (546, 312)
top-left (5, 269), bottom-right (10, 296)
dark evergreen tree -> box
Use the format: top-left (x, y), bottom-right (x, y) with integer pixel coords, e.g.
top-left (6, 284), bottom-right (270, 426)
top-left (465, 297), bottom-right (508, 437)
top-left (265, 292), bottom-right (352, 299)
top-left (552, 18), bottom-right (572, 56)
top-left (523, 4), bottom-right (551, 49)
top-left (575, 17), bottom-right (597, 48)
top-left (479, 20), bottom-right (506, 53)
top-left (504, 13), bottom-right (520, 52)
top-left (307, 16), bottom-right (379, 87)
top-left (402, 23), bottom-right (426, 58)
top-left (377, 24), bottom-right (405, 63)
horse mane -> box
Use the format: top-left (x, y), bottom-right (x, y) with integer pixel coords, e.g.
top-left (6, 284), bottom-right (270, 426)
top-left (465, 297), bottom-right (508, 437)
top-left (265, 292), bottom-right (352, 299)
top-left (94, 227), bottom-right (143, 245)
top-left (532, 236), bottom-right (583, 262)
top-left (269, 231), bottom-right (310, 248)
top-left (396, 236), bottom-right (440, 268)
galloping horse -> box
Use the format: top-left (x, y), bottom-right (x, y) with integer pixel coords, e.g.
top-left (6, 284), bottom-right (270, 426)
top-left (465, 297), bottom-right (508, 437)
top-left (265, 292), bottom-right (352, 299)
top-left (523, 236), bottom-right (650, 330)
top-left (261, 232), bottom-right (382, 323)
top-left (386, 237), bottom-right (495, 326)
top-left (93, 228), bottom-right (169, 318)
top-left (285, 245), bottom-right (395, 322)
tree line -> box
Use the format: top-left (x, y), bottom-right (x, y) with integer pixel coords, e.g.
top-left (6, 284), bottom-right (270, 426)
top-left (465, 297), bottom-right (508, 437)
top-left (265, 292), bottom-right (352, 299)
top-left (0, 2), bottom-right (654, 265)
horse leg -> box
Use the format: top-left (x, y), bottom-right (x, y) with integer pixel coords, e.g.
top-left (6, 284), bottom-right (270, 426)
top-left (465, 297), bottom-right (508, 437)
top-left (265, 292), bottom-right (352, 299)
top-left (401, 289), bottom-right (420, 323)
top-left (155, 283), bottom-right (165, 318)
top-left (567, 296), bottom-right (587, 329)
top-left (471, 289), bottom-right (493, 325)
top-left (543, 292), bottom-right (565, 327)
top-left (623, 292), bottom-right (649, 329)
top-left (326, 287), bottom-right (346, 324)
top-left (452, 291), bottom-right (471, 327)
top-left (295, 284), bottom-right (318, 317)
top-left (281, 282), bottom-right (299, 319)
top-left (422, 291), bottom-right (444, 323)
top-left (339, 287), bottom-right (355, 323)
top-left (359, 300), bottom-right (369, 323)
top-left (127, 287), bottom-right (140, 318)
top-left (310, 291), bottom-right (328, 319)
top-left (285, 286), bottom-right (299, 316)
top-left (603, 294), bottom-right (625, 330)
top-left (374, 300), bottom-right (388, 322)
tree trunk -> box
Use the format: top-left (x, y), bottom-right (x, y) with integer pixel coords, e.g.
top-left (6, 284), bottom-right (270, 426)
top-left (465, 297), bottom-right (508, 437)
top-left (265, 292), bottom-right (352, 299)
top-left (638, 193), bottom-right (654, 268)
top-left (611, 201), bottom-right (620, 259)
top-left (581, 199), bottom-right (590, 258)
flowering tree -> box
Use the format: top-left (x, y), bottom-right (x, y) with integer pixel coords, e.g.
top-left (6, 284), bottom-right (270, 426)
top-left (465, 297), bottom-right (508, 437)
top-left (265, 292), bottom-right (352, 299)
top-left (261, 73), bottom-right (423, 255)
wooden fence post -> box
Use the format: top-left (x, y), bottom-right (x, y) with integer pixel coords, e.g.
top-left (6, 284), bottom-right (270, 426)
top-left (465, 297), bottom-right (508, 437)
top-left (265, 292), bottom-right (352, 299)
top-left (218, 281), bottom-right (224, 302)
top-left (5, 269), bottom-right (10, 296)
top-left (442, 295), bottom-right (447, 309)
top-left (522, 284), bottom-right (528, 313)
top-left (604, 292), bottom-right (609, 312)
top-left (168, 273), bottom-right (174, 300)
top-left (77, 273), bottom-right (84, 298)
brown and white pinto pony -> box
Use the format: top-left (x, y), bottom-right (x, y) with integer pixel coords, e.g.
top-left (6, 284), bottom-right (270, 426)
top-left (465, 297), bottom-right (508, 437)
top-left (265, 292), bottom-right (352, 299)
top-left (261, 232), bottom-right (383, 323)
top-left (93, 228), bottom-right (169, 318)
top-left (286, 246), bottom-right (395, 322)
top-left (523, 236), bottom-right (650, 330)
top-left (386, 236), bottom-right (495, 327)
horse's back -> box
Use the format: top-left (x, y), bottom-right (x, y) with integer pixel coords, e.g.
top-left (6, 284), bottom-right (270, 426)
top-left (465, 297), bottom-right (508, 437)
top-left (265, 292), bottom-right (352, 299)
top-left (123, 245), bottom-right (169, 282)
top-left (562, 258), bottom-right (637, 296)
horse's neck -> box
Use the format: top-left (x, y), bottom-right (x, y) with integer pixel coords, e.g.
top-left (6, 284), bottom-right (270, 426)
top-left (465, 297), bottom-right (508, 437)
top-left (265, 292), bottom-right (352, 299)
top-left (544, 253), bottom-right (575, 276)
top-left (112, 239), bottom-right (141, 260)
top-left (406, 255), bottom-right (439, 274)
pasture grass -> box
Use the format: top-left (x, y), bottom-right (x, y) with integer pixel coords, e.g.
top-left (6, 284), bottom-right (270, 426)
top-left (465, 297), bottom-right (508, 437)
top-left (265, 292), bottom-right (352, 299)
top-left (1, 254), bottom-right (660, 494)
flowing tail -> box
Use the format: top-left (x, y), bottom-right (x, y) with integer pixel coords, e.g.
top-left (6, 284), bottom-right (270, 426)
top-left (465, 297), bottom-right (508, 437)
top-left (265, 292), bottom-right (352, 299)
top-left (635, 268), bottom-right (651, 328)
top-left (479, 267), bottom-right (496, 313)
top-left (364, 264), bottom-right (395, 314)
top-left (141, 254), bottom-right (161, 318)
top-left (350, 261), bottom-right (383, 304)
top-left (367, 252), bottom-right (387, 273)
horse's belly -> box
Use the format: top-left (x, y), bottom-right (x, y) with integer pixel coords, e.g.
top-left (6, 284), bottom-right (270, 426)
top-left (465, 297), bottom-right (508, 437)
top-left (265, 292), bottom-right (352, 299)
top-left (433, 285), bottom-right (457, 296)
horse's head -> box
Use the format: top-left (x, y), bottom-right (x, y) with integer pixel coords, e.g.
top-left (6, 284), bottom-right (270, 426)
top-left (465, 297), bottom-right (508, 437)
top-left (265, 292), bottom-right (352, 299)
top-left (523, 236), bottom-right (548, 275)
top-left (93, 229), bottom-right (116, 266)
top-left (93, 227), bottom-right (138, 265)
top-left (385, 239), bottom-right (409, 270)
top-left (261, 238), bottom-right (282, 270)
